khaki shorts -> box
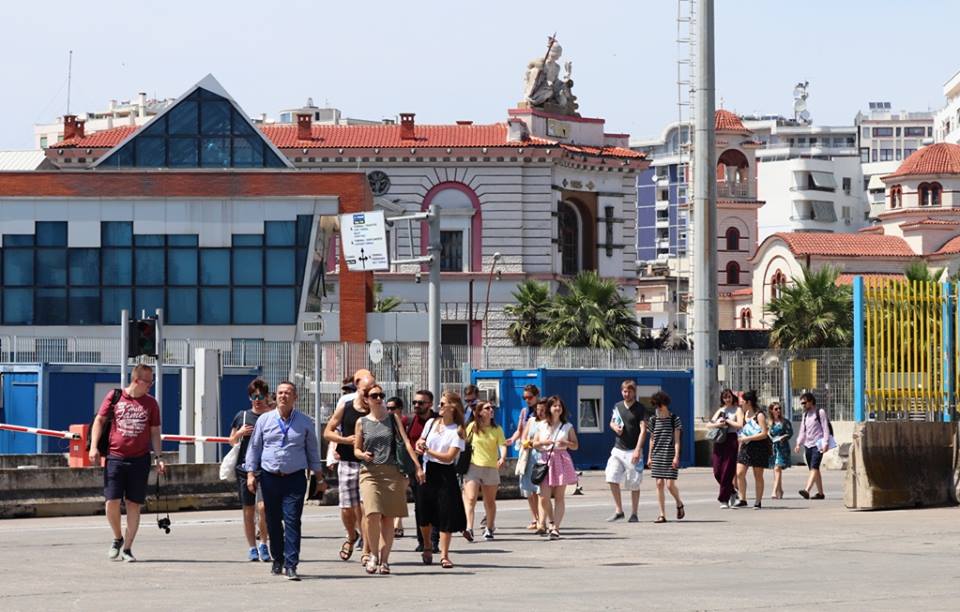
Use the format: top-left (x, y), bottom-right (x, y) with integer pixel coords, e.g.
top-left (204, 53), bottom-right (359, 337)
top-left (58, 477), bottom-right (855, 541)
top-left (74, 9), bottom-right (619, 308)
top-left (605, 447), bottom-right (643, 490)
top-left (464, 464), bottom-right (500, 487)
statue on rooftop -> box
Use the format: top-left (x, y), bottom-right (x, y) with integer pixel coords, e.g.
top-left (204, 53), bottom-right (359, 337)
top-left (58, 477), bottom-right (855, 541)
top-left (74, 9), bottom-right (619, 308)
top-left (522, 35), bottom-right (579, 116)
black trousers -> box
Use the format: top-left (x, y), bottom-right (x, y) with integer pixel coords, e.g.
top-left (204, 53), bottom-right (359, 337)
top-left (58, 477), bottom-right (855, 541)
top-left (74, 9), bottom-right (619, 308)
top-left (410, 477), bottom-right (440, 549)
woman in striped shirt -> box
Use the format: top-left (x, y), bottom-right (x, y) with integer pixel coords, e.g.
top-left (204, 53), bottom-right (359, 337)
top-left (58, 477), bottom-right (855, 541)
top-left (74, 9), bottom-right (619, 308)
top-left (645, 391), bottom-right (685, 523)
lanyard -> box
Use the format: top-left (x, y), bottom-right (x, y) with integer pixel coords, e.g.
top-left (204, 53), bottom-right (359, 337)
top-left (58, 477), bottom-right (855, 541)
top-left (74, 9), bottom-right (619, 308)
top-left (278, 411), bottom-right (296, 440)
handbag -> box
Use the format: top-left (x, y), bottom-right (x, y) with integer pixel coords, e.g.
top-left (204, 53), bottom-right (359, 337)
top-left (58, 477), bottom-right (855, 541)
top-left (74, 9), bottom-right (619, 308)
top-left (455, 427), bottom-right (474, 475)
top-left (530, 425), bottom-right (564, 485)
top-left (389, 414), bottom-right (417, 477)
top-left (706, 426), bottom-right (726, 444)
top-left (219, 411), bottom-right (246, 480)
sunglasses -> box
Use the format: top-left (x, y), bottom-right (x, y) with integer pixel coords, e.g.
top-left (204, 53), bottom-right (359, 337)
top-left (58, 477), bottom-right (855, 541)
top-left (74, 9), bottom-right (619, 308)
top-left (366, 392), bottom-right (386, 400)
top-left (387, 405), bottom-right (399, 410)
top-left (249, 393), bottom-right (267, 401)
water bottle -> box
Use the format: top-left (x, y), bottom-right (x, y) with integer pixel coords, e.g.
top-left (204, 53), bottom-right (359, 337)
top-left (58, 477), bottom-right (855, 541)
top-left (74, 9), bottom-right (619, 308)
top-left (611, 407), bottom-right (623, 429)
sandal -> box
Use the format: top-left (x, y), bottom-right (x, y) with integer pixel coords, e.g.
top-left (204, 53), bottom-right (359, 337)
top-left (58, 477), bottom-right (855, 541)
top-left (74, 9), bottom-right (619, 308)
top-left (441, 557), bottom-right (454, 569)
top-left (378, 562), bottom-right (391, 575)
top-left (654, 515), bottom-right (667, 523)
top-left (364, 556), bottom-right (379, 574)
top-left (526, 521), bottom-right (539, 531)
top-left (360, 553), bottom-right (371, 568)
top-left (463, 528), bottom-right (474, 543)
top-left (677, 504), bottom-right (685, 520)
top-left (339, 538), bottom-right (355, 561)
top-left (394, 527), bottom-right (404, 538)
top-left (421, 550), bottom-right (433, 565)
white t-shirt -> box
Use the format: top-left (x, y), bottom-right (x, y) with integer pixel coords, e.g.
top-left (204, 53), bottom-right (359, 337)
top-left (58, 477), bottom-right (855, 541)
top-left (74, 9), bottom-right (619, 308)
top-left (423, 420), bottom-right (466, 465)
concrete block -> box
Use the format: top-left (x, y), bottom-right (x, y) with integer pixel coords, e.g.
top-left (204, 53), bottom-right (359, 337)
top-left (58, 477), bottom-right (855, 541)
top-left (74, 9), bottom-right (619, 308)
top-left (844, 421), bottom-right (958, 510)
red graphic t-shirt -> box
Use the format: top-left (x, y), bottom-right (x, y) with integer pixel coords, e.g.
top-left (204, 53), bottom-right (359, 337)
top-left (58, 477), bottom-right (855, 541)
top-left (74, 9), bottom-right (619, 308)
top-left (98, 390), bottom-right (161, 459)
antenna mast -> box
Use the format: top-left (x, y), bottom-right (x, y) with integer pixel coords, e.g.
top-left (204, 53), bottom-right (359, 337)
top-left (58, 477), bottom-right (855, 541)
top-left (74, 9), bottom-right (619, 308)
top-left (66, 50), bottom-right (73, 115)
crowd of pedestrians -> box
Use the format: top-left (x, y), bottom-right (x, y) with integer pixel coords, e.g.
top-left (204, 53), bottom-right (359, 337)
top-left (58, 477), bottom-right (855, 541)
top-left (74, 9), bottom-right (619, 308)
top-left (91, 367), bottom-right (834, 576)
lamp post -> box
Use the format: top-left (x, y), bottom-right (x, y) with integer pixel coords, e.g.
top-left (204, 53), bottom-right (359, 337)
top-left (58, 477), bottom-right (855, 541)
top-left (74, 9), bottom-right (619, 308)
top-left (483, 252), bottom-right (502, 368)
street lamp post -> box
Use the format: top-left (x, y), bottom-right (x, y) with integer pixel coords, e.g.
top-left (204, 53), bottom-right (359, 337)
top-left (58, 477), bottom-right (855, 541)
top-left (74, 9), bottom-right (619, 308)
top-left (483, 252), bottom-right (502, 368)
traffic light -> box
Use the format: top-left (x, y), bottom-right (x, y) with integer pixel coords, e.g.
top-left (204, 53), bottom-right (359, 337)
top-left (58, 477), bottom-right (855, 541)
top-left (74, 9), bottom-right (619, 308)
top-left (129, 318), bottom-right (157, 357)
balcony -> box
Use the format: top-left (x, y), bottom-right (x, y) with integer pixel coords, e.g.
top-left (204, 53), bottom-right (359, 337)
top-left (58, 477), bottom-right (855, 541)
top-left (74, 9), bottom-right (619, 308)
top-left (716, 180), bottom-right (754, 199)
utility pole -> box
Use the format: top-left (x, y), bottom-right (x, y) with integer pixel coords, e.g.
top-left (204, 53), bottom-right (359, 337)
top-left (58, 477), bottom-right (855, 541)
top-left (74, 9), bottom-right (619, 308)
top-left (427, 205), bottom-right (441, 399)
top-left (693, 0), bottom-right (718, 419)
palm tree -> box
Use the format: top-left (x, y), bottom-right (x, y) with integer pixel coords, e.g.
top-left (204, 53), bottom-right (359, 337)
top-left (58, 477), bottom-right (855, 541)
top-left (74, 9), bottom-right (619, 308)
top-left (542, 271), bottom-right (642, 349)
top-left (766, 265), bottom-right (853, 349)
top-left (373, 282), bottom-right (403, 313)
top-left (504, 280), bottom-right (550, 346)
top-left (904, 260), bottom-right (942, 283)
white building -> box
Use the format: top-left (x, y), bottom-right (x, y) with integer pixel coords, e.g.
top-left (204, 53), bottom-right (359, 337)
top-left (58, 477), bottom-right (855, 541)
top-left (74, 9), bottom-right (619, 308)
top-left (934, 70), bottom-right (960, 143)
top-left (741, 117), bottom-right (866, 239)
top-left (275, 98), bottom-right (381, 126)
top-left (33, 92), bottom-right (174, 150)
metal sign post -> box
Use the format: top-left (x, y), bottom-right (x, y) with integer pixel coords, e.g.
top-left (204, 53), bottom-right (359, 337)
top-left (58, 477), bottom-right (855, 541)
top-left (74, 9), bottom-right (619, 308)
top-left (120, 308), bottom-right (129, 386)
top-left (339, 210), bottom-right (391, 272)
top-left (155, 308), bottom-right (164, 416)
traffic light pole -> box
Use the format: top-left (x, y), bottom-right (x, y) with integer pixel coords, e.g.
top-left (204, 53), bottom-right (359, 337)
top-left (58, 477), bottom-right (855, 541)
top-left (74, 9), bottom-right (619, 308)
top-left (120, 308), bottom-right (129, 386)
top-left (155, 308), bottom-right (164, 417)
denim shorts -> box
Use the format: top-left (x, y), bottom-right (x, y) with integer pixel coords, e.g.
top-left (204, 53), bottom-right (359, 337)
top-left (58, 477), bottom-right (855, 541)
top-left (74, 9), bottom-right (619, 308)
top-left (804, 446), bottom-right (823, 470)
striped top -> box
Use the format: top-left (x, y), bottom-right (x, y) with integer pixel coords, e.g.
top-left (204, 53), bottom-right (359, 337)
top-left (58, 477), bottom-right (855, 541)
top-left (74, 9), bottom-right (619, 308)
top-left (360, 414), bottom-right (398, 466)
top-left (647, 412), bottom-right (682, 468)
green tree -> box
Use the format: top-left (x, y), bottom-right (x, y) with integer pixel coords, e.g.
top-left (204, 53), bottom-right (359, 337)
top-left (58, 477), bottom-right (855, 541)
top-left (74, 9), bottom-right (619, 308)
top-left (766, 265), bottom-right (853, 349)
top-left (542, 271), bottom-right (642, 349)
top-left (504, 280), bottom-right (550, 346)
top-left (904, 260), bottom-right (942, 283)
top-left (373, 282), bottom-right (403, 313)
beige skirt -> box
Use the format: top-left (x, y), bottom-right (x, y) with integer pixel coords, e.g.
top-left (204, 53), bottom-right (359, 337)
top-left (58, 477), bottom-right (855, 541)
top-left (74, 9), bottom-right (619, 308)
top-left (359, 463), bottom-right (409, 518)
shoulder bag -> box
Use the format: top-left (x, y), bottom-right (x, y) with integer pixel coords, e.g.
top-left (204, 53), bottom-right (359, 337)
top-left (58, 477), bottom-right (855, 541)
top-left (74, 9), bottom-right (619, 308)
top-left (530, 425), bottom-right (563, 485)
top-left (389, 414), bottom-right (417, 477)
top-left (455, 425), bottom-right (474, 475)
top-left (219, 411), bottom-right (246, 480)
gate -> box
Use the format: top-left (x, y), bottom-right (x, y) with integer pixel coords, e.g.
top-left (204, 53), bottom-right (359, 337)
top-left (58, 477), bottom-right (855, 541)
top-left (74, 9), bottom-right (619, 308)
top-left (853, 277), bottom-right (954, 421)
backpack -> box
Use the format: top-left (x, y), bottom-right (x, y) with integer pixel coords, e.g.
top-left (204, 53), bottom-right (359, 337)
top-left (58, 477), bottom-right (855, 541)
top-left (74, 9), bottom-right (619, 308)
top-left (814, 408), bottom-right (834, 436)
top-left (88, 389), bottom-right (122, 456)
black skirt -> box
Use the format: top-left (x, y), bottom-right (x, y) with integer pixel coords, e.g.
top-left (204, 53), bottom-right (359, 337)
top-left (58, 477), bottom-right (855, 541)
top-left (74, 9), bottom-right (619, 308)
top-left (737, 439), bottom-right (772, 468)
top-left (416, 461), bottom-right (467, 533)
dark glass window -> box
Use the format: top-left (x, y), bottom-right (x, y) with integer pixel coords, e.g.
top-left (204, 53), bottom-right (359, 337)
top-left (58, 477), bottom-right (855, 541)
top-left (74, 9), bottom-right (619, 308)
top-left (167, 288), bottom-right (198, 324)
top-left (4, 249), bottom-right (34, 285)
top-left (36, 250), bottom-right (67, 286)
top-left (137, 136), bottom-right (166, 166)
top-left (36, 222), bottom-right (67, 246)
top-left (201, 100), bottom-right (232, 134)
top-left (168, 100), bottom-right (198, 135)
top-left (69, 288), bottom-right (99, 325)
top-left (233, 136), bottom-right (264, 167)
top-left (265, 249), bottom-right (295, 285)
top-left (101, 288), bottom-right (132, 324)
top-left (135, 249), bottom-right (165, 285)
top-left (200, 249), bottom-right (230, 285)
top-left (233, 234), bottom-right (263, 247)
top-left (233, 288), bottom-right (263, 324)
top-left (232, 249), bottom-right (263, 285)
top-left (36, 288), bottom-right (68, 324)
top-left (296, 215), bottom-right (313, 246)
top-left (135, 288), bottom-right (164, 316)
top-left (200, 138), bottom-right (230, 167)
top-left (102, 222), bottom-right (133, 247)
top-left (69, 249), bottom-right (100, 286)
top-left (200, 288), bottom-right (230, 324)
top-left (102, 249), bottom-right (132, 285)
top-left (167, 249), bottom-right (198, 285)
top-left (135, 234), bottom-right (165, 247)
top-left (440, 231), bottom-right (463, 272)
top-left (265, 288), bottom-right (296, 324)
top-left (3, 288), bottom-right (33, 324)
top-left (265, 221), bottom-right (296, 246)
top-left (3, 235), bottom-right (34, 247)
top-left (169, 138), bottom-right (199, 167)
top-left (167, 235), bottom-right (199, 247)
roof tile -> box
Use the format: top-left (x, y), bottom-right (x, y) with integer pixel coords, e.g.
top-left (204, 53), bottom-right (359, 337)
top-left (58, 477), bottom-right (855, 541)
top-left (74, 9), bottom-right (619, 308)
top-left (886, 143), bottom-right (960, 178)
top-left (715, 110), bottom-right (750, 134)
top-left (772, 232), bottom-right (915, 258)
top-left (53, 126), bottom-right (138, 149)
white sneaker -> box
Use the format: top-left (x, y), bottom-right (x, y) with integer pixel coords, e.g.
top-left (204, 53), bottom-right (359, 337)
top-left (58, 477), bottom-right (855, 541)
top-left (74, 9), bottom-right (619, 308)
top-left (121, 549), bottom-right (137, 562)
top-left (482, 528), bottom-right (494, 540)
top-left (719, 503), bottom-right (729, 509)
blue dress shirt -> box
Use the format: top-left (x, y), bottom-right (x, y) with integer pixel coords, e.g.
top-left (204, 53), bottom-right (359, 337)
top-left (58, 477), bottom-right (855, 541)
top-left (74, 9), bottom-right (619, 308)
top-left (245, 408), bottom-right (323, 475)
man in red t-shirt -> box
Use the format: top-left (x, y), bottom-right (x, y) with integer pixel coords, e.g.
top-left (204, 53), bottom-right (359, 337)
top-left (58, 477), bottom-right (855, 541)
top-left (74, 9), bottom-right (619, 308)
top-left (89, 364), bottom-right (165, 562)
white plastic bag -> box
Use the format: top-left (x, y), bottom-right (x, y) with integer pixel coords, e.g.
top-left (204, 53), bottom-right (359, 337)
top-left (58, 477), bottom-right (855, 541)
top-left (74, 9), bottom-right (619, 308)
top-left (219, 443), bottom-right (242, 480)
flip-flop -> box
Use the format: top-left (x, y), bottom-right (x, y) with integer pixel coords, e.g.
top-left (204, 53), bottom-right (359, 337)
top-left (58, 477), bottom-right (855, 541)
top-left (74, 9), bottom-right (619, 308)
top-left (378, 563), bottom-right (391, 575)
top-left (394, 527), bottom-right (404, 538)
top-left (677, 504), bottom-right (685, 520)
top-left (441, 558), bottom-right (454, 569)
top-left (654, 515), bottom-right (667, 523)
top-left (339, 539), bottom-right (354, 561)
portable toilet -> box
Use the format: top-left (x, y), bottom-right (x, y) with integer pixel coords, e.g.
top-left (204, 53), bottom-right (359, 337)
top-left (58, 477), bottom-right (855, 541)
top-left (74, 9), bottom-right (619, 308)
top-left (471, 368), bottom-right (694, 469)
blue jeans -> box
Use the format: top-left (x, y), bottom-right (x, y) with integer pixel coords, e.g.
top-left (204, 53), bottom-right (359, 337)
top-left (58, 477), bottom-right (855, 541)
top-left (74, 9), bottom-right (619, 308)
top-left (260, 471), bottom-right (306, 568)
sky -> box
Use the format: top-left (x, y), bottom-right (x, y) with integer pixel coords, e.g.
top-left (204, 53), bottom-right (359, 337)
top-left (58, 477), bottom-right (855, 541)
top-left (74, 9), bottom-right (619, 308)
top-left (1, 0), bottom-right (958, 150)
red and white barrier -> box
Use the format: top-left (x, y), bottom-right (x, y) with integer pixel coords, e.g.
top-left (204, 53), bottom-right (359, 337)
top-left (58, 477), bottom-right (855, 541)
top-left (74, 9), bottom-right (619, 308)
top-left (0, 423), bottom-right (80, 440)
top-left (161, 434), bottom-right (231, 445)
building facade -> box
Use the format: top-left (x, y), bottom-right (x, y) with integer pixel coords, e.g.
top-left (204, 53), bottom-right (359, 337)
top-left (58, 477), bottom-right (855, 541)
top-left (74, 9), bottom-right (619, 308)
top-left (33, 92), bottom-right (174, 150)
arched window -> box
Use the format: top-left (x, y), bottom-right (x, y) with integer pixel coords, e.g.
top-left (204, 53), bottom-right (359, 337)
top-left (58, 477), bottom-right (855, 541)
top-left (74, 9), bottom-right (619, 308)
top-left (558, 200), bottom-right (582, 276)
top-left (725, 261), bottom-right (740, 285)
top-left (740, 308), bottom-right (752, 329)
top-left (930, 182), bottom-right (942, 206)
top-left (918, 182), bottom-right (930, 206)
top-left (421, 182), bottom-right (482, 272)
top-left (890, 185), bottom-right (902, 209)
top-left (770, 270), bottom-right (786, 299)
top-left (725, 227), bottom-right (741, 251)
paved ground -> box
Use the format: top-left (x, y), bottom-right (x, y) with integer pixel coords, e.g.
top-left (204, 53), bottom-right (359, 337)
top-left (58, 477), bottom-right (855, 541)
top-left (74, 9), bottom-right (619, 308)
top-left (1, 467), bottom-right (958, 611)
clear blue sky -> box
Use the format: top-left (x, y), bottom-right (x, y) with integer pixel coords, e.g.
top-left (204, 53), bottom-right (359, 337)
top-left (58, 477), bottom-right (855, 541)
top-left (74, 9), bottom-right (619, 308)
top-left (1, 0), bottom-right (957, 149)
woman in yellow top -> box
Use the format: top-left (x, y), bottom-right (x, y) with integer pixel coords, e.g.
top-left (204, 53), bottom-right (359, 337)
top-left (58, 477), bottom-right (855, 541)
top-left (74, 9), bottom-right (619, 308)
top-left (462, 402), bottom-right (507, 542)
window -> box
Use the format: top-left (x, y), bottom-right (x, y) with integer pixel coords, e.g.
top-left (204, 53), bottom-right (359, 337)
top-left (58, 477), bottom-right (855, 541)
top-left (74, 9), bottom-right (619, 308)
top-left (890, 185), bottom-right (903, 209)
top-left (40, 136), bottom-right (48, 148)
top-left (860, 148), bottom-right (870, 163)
top-left (740, 308), bottom-right (752, 329)
top-left (577, 385), bottom-right (603, 433)
top-left (558, 201), bottom-right (582, 276)
top-left (770, 270), bottom-right (787, 300)
top-left (100, 88), bottom-right (286, 168)
top-left (895, 127), bottom-right (901, 137)
top-left (439, 231), bottom-right (464, 272)
top-left (640, 316), bottom-right (654, 331)
top-left (659, 189), bottom-right (668, 201)
top-left (862, 127), bottom-right (870, 138)
top-left (919, 182), bottom-right (942, 206)
top-left (842, 177), bottom-right (852, 195)
top-left (841, 206), bottom-right (852, 221)
top-left (904, 126), bottom-right (925, 137)
top-left (872, 127), bottom-right (894, 137)
top-left (725, 227), bottom-right (740, 251)
top-left (903, 148), bottom-right (917, 158)
top-left (928, 126), bottom-right (933, 137)
top-left (725, 261), bottom-right (740, 285)
top-left (879, 149), bottom-right (894, 161)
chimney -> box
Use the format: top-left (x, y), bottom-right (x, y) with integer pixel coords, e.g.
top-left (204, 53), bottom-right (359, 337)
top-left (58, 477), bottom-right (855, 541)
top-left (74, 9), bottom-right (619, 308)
top-left (456, 120), bottom-right (473, 125)
top-left (506, 118), bottom-right (530, 142)
top-left (63, 115), bottom-right (84, 140)
top-left (296, 113), bottom-right (313, 140)
top-left (138, 92), bottom-right (147, 118)
top-left (399, 113), bottom-right (416, 140)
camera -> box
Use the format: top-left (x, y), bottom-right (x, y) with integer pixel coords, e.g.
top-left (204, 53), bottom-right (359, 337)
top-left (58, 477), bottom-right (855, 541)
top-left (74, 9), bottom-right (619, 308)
top-left (157, 516), bottom-right (171, 534)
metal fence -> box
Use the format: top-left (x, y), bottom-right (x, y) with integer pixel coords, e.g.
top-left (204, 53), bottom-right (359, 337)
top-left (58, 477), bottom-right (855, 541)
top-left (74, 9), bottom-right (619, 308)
top-left (0, 335), bottom-right (855, 421)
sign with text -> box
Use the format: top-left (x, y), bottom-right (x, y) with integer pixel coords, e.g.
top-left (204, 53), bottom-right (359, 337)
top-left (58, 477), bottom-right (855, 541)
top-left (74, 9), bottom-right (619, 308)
top-left (339, 211), bottom-right (389, 271)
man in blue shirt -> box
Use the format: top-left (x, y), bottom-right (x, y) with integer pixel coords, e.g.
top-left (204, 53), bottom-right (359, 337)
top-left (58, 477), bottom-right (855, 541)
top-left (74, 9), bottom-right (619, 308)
top-left (246, 381), bottom-right (324, 580)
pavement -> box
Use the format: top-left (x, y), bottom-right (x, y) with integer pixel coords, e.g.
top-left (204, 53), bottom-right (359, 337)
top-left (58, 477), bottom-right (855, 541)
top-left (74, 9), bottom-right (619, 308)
top-left (1, 467), bottom-right (958, 611)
